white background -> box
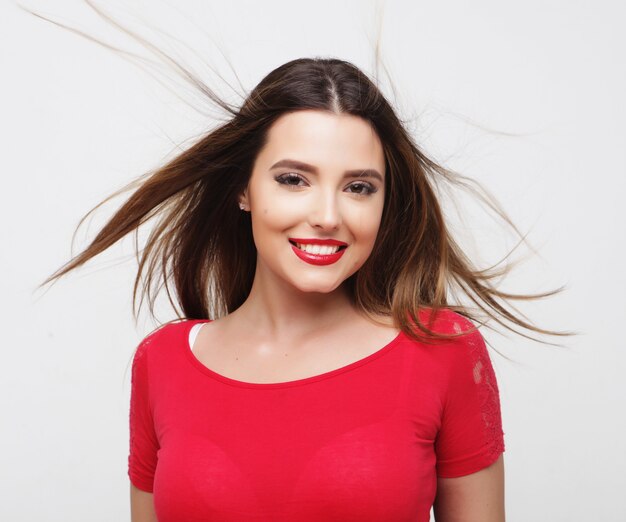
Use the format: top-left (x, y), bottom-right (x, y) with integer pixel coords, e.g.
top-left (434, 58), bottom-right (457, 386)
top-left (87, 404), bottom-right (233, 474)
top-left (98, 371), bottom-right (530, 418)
top-left (1, 0), bottom-right (625, 520)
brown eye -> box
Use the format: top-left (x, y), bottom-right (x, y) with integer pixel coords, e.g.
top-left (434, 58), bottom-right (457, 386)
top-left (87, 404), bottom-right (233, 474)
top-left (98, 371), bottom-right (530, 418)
top-left (275, 173), bottom-right (307, 187)
top-left (347, 182), bottom-right (377, 196)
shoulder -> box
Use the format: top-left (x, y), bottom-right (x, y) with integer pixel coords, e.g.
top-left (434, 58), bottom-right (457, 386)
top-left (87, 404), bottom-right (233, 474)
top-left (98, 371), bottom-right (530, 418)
top-left (421, 310), bottom-right (500, 402)
top-left (416, 307), bottom-right (480, 337)
top-left (410, 308), bottom-right (490, 374)
top-left (133, 319), bottom-right (192, 362)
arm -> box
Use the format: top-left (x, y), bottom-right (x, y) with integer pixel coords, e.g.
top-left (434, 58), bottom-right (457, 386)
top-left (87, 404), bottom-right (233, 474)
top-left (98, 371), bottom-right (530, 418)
top-left (433, 454), bottom-right (505, 522)
top-left (130, 483), bottom-right (157, 522)
top-left (128, 333), bottom-right (161, 521)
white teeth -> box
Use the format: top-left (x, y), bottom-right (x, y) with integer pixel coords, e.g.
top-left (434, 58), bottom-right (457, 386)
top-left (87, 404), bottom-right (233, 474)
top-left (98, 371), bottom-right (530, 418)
top-left (295, 243), bottom-right (341, 255)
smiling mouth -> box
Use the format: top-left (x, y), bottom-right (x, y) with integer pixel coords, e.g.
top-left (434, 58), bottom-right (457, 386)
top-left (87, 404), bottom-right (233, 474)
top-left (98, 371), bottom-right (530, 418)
top-left (289, 240), bottom-right (348, 255)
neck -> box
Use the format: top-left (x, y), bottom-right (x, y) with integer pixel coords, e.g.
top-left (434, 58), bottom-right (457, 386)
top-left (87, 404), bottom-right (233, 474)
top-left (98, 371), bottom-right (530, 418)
top-left (231, 263), bottom-right (358, 341)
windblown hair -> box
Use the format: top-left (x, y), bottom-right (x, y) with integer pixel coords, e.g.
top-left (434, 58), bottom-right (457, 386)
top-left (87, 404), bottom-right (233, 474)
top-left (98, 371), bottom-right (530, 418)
top-left (31, 2), bottom-right (574, 350)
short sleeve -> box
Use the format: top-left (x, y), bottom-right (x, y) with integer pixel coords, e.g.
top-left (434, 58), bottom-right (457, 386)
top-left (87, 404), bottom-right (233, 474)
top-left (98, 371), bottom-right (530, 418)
top-left (434, 322), bottom-right (505, 478)
top-left (128, 334), bottom-right (160, 492)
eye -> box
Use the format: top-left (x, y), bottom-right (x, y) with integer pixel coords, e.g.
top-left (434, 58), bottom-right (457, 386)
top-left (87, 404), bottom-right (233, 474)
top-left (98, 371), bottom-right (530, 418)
top-left (275, 172), bottom-right (307, 188)
top-left (274, 173), bottom-right (378, 197)
top-left (347, 182), bottom-right (377, 197)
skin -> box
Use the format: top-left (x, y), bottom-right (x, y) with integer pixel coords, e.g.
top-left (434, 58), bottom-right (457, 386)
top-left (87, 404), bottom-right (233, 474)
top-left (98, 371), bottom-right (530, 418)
top-left (130, 485), bottom-right (157, 522)
top-left (131, 109), bottom-right (505, 520)
top-left (233, 109), bottom-right (389, 348)
top-left (434, 455), bottom-right (505, 521)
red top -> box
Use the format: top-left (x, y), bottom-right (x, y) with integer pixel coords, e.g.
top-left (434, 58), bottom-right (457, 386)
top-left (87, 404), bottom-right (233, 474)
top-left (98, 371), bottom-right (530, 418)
top-left (128, 308), bottom-right (505, 521)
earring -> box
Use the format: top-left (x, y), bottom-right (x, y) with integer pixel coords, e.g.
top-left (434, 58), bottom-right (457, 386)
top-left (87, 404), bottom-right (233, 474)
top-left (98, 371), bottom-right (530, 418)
top-left (239, 202), bottom-right (247, 211)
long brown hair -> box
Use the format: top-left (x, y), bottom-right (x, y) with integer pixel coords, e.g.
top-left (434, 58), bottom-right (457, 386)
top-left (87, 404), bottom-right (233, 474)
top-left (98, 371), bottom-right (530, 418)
top-left (29, 2), bottom-right (576, 353)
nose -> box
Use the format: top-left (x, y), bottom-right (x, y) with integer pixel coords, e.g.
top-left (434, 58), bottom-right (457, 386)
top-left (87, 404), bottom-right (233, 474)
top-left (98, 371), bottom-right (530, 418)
top-left (308, 189), bottom-right (342, 231)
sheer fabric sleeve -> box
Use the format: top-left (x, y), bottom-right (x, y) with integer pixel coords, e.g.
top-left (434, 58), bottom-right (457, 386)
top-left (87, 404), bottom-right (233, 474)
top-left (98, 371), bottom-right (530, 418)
top-left (128, 335), bottom-right (160, 492)
top-left (434, 322), bottom-right (505, 478)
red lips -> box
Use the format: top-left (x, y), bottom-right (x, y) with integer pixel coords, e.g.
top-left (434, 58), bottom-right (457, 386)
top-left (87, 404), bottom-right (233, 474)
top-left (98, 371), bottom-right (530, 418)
top-left (288, 238), bottom-right (348, 266)
top-left (288, 237), bottom-right (348, 246)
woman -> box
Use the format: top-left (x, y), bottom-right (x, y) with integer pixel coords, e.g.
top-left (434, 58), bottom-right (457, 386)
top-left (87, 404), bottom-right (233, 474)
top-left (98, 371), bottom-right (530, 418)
top-left (41, 57), bottom-right (569, 521)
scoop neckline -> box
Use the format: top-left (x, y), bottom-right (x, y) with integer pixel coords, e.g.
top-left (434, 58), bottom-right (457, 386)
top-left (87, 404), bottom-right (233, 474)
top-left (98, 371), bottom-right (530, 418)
top-left (181, 318), bottom-right (405, 389)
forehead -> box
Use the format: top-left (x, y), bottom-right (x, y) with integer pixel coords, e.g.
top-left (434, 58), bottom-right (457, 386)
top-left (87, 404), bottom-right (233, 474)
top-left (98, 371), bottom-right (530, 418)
top-left (258, 110), bottom-right (386, 174)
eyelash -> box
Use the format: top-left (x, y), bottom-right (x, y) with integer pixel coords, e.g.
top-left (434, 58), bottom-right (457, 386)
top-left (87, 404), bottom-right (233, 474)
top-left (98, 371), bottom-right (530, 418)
top-left (274, 173), bottom-right (378, 197)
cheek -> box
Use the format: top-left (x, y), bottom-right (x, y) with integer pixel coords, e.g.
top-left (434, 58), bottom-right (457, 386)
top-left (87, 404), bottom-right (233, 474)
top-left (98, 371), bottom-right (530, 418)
top-left (250, 211), bottom-right (283, 247)
top-left (249, 187), bottom-right (283, 226)
top-left (248, 204), bottom-right (294, 253)
top-left (261, 204), bottom-right (294, 229)
top-left (351, 203), bottom-right (384, 241)
top-left (346, 206), bottom-right (384, 271)
top-left (251, 183), bottom-right (297, 223)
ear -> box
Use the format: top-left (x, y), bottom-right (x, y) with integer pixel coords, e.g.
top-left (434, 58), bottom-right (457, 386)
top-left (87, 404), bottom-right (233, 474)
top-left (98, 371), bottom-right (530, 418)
top-left (238, 190), bottom-right (249, 211)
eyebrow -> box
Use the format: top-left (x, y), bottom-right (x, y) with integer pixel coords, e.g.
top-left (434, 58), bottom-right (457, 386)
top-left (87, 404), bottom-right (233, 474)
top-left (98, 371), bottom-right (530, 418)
top-left (269, 159), bottom-right (384, 183)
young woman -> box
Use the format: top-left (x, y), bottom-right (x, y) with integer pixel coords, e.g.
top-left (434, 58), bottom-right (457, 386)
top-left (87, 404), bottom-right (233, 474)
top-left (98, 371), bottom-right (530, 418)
top-left (41, 56), bottom-right (569, 521)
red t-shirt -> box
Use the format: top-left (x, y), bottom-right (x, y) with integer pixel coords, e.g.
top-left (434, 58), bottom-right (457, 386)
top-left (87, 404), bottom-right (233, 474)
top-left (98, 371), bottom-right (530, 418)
top-left (128, 308), bottom-right (505, 521)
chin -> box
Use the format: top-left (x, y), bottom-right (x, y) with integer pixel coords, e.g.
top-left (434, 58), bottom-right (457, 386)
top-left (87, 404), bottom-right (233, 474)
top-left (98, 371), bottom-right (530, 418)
top-left (289, 277), bottom-right (343, 295)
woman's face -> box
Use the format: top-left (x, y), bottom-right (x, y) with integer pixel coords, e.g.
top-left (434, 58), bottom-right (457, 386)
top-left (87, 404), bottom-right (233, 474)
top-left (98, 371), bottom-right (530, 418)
top-left (240, 109), bottom-right (386, 294)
